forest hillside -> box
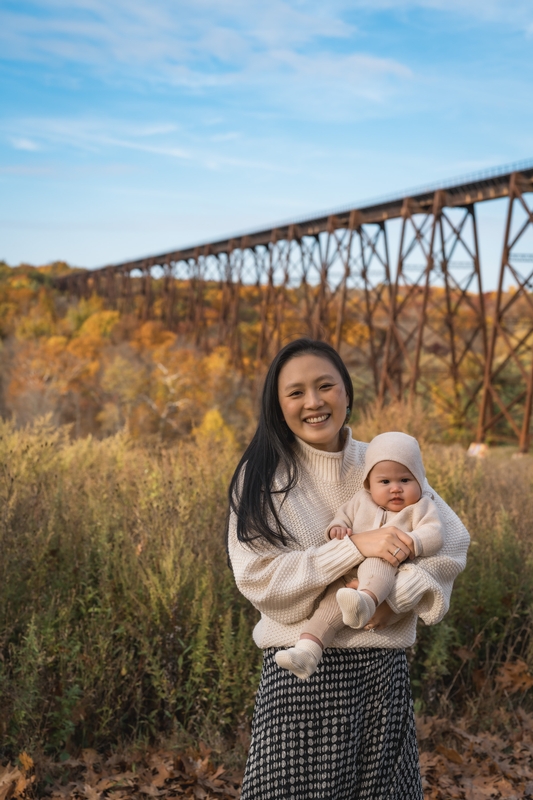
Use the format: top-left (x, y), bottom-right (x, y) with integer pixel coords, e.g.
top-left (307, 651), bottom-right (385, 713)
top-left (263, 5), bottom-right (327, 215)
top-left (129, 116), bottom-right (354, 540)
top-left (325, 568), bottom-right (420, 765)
top-left (0, 262), bottom-right (259, 443)
top-left (0, 260), bottom-right (511, 443)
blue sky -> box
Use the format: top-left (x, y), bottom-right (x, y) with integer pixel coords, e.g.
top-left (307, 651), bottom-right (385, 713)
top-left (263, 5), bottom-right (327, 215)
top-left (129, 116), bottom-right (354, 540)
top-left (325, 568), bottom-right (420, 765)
top-left (1, 0), bottom-right (533, 285)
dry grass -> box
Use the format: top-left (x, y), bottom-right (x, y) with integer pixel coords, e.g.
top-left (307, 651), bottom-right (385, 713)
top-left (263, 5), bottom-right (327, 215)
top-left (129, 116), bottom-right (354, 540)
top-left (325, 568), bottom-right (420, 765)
top-left (0, 414), bottom-right (532, 795)
top-left (0, 415), bottom-right (261, 758)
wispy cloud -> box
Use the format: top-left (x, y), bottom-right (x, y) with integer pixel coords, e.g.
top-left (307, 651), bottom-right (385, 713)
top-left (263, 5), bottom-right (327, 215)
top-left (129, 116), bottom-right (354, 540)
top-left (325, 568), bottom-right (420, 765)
top-left (347, 0), bottom-right (533, 26)
top-left (3, 117), bottom-right (189, 158)
top-left (2, 0), bottom-right (532, 271)
top-left (10, 137), bottom-right (41, 151)
top-left (1, 115), bottom-right (295, 174)
top-left (0, 0), bottom-right (410, 114)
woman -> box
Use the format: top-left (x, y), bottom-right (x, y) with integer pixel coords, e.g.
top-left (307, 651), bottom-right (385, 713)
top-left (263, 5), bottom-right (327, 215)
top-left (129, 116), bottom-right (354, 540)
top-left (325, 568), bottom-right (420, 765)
top-left (227, 338), bottom-right (469, 800)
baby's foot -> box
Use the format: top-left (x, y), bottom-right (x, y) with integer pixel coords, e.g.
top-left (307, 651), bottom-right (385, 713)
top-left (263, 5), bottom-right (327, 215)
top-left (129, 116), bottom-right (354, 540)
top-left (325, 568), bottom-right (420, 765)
top-left (275, 640), bottom-right (323, 680)
top-left (336, 588), bottom-right (376, 629)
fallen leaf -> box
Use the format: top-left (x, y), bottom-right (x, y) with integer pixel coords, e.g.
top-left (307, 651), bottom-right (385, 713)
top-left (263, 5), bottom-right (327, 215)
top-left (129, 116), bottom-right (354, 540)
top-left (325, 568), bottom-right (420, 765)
top-left (212, 765), bottom-right (226, 780)
top-left (81, 749), bottom-right (99, 768)
top-left (473, 668), bottom-right (487, 692)
top-left (0, 765), bottom-right (22, 800)
top-left (455, 646), bottom-right (476, 661)
top-left (139, 785), bottom-right (161, 797)
top-left (14, 774), bottom-right (30, 797)
top-left (81, 784), bottom-right (101, 800)
top-left (18, 753), bottom-right (34, 774)
top-left (149, 755), bottom-right (172, 787)
top-left (496, 660), bottom-right (533, 694)
top-left (435, 744), bottom-right (464, 764)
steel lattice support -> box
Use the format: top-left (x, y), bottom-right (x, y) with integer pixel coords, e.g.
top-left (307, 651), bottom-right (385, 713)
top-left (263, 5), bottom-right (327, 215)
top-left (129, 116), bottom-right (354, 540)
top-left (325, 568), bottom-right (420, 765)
top-left (476, 171), bottom-right (533, 451)
top-left (379, 193), bottom-right (486, 425)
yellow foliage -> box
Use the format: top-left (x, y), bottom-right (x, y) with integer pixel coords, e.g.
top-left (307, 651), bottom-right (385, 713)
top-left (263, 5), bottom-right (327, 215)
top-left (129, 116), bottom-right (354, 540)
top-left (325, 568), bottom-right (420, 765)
top-left (10, 275), bottom-right (32, 289)
top-left (67, 334), bottom-right (103, 361)
top-left (78, 310), bottom-right (119, 338)
top-left (15, 310), bottom-right (54, 340)
top-left (101, 355), bottom-right (147, 405)
top-left (201, 347), bottom-right (232, 381)
top-left (46, 335), bottom-right (68, 354)
top-left (133, 321), bottom-right (176, 350)
top-left (192, 408), bottom-right (237, 450)
top-left (66, 295), bottom-right (104, 332)
top-left (96, 401), bottom-right (124, 435)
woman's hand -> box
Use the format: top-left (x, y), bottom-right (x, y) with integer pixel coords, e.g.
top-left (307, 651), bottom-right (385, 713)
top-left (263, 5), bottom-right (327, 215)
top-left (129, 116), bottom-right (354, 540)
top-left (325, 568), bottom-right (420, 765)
top-left (349, 526), bottom-right (414, 567)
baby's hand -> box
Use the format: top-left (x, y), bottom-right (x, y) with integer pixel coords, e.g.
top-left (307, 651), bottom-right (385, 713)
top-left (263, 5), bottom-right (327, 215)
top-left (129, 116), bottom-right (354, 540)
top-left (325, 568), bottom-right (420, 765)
top-left (330, 526), bottom-right (353, 540)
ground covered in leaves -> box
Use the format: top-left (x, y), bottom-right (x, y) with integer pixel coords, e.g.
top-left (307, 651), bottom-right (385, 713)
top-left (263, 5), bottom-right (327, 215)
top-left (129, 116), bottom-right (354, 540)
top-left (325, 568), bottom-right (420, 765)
top-left (2, 710), bottom-right (533, 800)
top-left (0, 746), bottom-right (242, 800)
top-left (418, 711), bottom-right (533, 799)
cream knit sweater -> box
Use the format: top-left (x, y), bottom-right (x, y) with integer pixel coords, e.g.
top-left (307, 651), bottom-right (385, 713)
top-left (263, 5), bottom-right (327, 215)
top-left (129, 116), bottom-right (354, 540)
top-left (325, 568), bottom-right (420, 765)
top-left (227, 428), bottom-right (470, 650)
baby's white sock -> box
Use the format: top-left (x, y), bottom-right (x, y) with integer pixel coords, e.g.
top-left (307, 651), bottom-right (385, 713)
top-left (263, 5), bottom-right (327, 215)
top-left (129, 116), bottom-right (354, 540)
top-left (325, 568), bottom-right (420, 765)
top-left (336, 588), bottom-right (376, 629)
top-left (275, 639), bottom-right (323, 680)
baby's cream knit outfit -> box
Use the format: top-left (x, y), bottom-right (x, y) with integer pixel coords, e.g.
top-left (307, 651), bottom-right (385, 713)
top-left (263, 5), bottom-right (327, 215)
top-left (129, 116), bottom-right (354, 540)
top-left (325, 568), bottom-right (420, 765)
top-left (329, 430), bottom-right (443, 623)
top-left (227, 428), bottom-right (469, 653)
top-left (319, 488), bottom-right (442, 625)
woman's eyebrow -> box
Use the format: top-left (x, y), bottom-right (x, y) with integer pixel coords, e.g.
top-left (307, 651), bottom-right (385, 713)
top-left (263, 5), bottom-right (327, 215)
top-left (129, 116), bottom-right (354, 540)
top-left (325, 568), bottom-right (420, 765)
top-left (283, 373), bottom-right (337, 390)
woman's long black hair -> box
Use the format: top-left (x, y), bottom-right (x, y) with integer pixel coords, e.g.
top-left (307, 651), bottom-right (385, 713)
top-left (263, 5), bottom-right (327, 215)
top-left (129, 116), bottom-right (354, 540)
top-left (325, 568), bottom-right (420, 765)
top-left (227, 338), bottom-right (354, 548)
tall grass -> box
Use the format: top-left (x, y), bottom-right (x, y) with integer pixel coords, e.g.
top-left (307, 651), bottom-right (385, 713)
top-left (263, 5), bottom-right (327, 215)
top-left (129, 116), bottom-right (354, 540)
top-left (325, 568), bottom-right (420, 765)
top-left (0, 415), bottom-right (261, 756)
top-left (0, 414), bottom-right (532, 758)
top-left (413, 444), bottom-right (533, 721)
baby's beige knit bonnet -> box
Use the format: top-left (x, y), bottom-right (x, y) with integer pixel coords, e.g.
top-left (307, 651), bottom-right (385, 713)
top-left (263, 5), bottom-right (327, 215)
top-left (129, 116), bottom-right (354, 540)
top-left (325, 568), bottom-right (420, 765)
top-left (363, 431), bottom-right (426, 490)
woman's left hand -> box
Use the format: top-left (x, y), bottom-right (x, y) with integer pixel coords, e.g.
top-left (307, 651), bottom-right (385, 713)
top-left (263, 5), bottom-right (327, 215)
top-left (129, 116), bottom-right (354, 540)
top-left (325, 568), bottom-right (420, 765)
top-left (344, 578), bottom-right (398, 631)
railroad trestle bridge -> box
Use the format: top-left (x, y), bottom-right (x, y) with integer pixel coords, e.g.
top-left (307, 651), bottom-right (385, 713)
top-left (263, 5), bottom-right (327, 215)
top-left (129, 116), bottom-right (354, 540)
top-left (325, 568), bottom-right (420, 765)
top-left (54, 161), bottom-right (533, 451)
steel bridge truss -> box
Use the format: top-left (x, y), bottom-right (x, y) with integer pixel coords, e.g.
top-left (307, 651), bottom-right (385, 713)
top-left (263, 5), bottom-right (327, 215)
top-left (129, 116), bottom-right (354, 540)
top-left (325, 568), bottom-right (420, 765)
top-left (54, 162), bottom-right (533, 450)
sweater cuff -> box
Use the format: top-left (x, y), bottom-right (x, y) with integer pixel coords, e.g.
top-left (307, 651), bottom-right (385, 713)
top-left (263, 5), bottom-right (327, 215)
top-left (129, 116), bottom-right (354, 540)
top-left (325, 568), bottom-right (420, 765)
top-left (411, 532), bottom-right (422, 558)
top-left (386, 567), bottom-right (428, 614)
top-left (314, 536), bottom-right (364, 581)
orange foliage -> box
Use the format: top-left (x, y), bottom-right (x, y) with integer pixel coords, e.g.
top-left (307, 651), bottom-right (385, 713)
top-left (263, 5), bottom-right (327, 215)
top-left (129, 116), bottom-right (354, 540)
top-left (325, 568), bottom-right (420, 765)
top-left (0, 260), bottom-right (521, 443)
top-left (0, 263), bottom-right (255, 440)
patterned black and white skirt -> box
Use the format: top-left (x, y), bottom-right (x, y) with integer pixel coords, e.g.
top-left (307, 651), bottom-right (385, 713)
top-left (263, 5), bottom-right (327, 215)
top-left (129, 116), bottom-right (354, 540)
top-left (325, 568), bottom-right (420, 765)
top-left (240, 647), bottom-right (422, 800)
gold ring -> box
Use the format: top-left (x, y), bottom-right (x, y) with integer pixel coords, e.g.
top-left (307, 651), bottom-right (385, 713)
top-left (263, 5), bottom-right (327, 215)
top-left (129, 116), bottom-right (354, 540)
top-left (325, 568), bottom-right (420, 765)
top-left (393, 547), bottom-right (401, 558)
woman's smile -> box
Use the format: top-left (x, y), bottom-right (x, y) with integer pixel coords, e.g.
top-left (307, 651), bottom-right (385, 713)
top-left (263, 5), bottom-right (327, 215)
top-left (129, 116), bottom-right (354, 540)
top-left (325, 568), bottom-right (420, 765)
top-left (303, 413), bottom-right (331, 424)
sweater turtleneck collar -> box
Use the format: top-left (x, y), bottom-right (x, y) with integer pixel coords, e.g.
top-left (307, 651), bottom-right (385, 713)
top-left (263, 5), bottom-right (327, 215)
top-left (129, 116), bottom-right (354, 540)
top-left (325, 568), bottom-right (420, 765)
top-left (293, 426), bottom-right (357, 484)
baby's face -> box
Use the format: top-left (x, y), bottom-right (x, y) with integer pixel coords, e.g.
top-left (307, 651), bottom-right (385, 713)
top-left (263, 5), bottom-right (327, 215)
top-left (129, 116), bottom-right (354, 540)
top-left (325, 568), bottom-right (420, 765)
top-left (368, 460), bottom-right (421, 512)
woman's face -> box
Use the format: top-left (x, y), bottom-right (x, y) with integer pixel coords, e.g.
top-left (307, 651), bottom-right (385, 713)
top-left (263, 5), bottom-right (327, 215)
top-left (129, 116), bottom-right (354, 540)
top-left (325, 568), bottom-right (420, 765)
top-left (278, 353), bottom-right (349, 452)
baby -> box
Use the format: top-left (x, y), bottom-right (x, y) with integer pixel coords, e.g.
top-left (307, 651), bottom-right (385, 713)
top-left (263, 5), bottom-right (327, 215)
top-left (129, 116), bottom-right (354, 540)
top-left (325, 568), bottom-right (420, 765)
top-left (275, 431), bottom-right (443, 680)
